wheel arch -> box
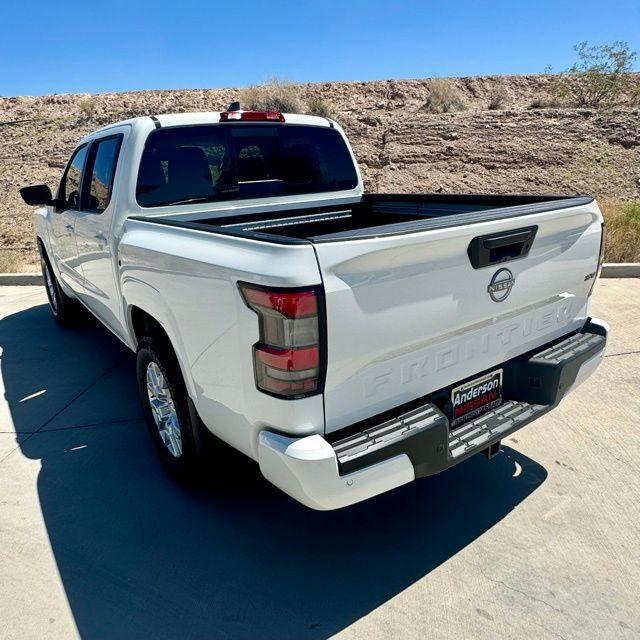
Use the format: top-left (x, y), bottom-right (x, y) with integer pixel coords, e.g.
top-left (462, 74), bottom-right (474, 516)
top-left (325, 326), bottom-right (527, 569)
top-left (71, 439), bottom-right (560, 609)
top-left (36, 236), bottom-right (50, 263)
top-left (130, 305), bottom-right (164, 345)
top-left (35, 234), bottom-right (73, 297)
top-left (123, 286), bottom-right (197, 400)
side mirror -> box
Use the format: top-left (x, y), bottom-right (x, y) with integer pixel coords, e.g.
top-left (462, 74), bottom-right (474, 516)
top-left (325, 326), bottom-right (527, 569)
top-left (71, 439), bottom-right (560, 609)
top-left (19, 184), bottom-right (53, 207)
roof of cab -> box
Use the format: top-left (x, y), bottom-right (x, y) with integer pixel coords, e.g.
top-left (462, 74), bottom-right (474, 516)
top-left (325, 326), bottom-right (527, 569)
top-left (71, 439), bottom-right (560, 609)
top-left (87, 111), bottom-right (333, 138)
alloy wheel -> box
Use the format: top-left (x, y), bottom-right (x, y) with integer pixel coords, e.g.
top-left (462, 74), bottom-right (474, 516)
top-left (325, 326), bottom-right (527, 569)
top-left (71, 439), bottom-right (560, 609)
top-left (146, 361), bottom-right (182, 457)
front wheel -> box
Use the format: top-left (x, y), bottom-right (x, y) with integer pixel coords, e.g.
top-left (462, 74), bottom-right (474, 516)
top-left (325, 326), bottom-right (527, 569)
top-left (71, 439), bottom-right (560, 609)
top-left (39, 248), bottom-right (83, 326)
top-left (136, 335), bottom-right (204, 480)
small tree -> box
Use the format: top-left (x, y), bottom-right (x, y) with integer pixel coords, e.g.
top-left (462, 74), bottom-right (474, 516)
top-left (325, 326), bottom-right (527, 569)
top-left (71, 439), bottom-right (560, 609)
top-left (555, 41), bottom-right (637, 108)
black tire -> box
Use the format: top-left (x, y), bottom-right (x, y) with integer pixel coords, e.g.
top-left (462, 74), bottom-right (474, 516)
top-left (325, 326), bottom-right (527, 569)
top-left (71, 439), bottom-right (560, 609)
top-left (38, 245), bottom-right (84, 326)
top-left (136, 335), bottom-right (205, 481)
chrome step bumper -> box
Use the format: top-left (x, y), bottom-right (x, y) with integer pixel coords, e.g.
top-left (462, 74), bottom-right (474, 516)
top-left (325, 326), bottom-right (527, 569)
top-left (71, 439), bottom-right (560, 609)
top-left (330, 318), bottom-right (608, 478)
top-left (449, 401), bottom-right (547, 459)
top-left (333, 405), bottom-right (447, 475)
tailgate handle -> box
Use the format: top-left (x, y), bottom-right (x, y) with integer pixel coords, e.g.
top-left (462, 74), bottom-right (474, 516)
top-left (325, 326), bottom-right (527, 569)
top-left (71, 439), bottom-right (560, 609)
top-left (467, 225), bottom-right (537, 269)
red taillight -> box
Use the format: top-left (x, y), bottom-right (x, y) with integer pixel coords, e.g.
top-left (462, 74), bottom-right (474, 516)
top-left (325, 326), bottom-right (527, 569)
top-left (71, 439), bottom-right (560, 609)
top-left (240, 287), bottom-right (317, 318)
top-left (220, 111), bottom-right (285, 122)
top-left (239, 283), bottom-right (323, 398)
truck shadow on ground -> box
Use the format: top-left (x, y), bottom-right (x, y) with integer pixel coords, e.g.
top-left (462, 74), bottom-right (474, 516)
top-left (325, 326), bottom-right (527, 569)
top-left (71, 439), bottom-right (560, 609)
top-left (1, 302), bottom-right (548, 640)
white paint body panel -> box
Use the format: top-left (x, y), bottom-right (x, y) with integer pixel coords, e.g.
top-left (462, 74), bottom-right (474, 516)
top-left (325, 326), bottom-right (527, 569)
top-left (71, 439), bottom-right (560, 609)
top-left (257, 431), bottom-right (415, 510)
top-left (73, 125), bottom-right (132, 335)
top-left (119, 220), bottom-right (325, 459)
top-left (314, 201), bottom-right (603, 432)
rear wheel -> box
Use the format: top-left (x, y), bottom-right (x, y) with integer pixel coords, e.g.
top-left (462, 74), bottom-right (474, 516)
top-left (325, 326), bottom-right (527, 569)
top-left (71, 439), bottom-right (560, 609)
top-left (39, 247), bottom-right (84, 326)
top-left (136, 335), bottom-right (204, 480)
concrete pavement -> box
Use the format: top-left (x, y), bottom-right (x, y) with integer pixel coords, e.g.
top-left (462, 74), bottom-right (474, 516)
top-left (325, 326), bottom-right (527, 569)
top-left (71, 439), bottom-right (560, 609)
top-left (0, 281), bottom-right (638, 640)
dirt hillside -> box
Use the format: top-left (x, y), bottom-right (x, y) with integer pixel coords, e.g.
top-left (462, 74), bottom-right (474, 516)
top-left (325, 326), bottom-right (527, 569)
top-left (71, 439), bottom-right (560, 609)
top-left (1, 74), bottom-right (639, 270)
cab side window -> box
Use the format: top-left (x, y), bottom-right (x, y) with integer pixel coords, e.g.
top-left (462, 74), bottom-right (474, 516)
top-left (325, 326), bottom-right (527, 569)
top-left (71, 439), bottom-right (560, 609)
top-left (85, 135), bottom-right (123, 213)
top-left (58, 145), bottom-right (88, 210)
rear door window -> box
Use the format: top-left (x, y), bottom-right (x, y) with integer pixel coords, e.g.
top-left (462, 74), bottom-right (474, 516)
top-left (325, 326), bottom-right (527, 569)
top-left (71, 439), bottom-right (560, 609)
top-left (84, 135), bottom-right (123, 213)
top-left (136, 124), bottom-right (358, 207)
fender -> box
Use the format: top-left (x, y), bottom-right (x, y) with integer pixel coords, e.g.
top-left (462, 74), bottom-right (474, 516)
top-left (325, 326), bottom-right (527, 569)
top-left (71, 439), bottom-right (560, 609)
top-left (121, 275), bottom-right (197, 399)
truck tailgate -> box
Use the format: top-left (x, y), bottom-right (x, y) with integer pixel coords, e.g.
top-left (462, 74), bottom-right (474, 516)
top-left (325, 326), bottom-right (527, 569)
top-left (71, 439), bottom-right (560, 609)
top-left (314, 201), bottom-right (603, 433)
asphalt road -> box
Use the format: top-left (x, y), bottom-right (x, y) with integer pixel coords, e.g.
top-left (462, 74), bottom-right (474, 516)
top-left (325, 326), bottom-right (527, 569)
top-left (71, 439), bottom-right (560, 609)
top-left (0, 281), bottom-right (638, 640)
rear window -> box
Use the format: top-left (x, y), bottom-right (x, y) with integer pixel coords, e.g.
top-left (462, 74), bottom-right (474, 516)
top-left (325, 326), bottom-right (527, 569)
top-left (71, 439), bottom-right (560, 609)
top-left (136, 124), bottom-right (358, 207)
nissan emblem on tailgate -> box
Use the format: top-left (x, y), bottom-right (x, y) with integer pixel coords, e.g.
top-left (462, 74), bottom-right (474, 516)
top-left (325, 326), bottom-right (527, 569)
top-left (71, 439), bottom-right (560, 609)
top-left (488, 268), bottom-right (515, 302)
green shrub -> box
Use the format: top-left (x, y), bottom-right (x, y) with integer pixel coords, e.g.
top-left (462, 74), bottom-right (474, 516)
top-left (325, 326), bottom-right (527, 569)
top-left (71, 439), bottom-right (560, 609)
top-left (78, 96), bottom-right (97, 117)
top-left (552, 41), bottom-right (637, 108)
top-left (421, 78), bottom-right (466, 113)
top-left (239, 77), bottom-right (302, 113)
top-left (528, 96), bottom-right (559, 109)
top-left (307, 97), bottom-right (332, 118)
top-left (487, 87), bottom-right (508, 110)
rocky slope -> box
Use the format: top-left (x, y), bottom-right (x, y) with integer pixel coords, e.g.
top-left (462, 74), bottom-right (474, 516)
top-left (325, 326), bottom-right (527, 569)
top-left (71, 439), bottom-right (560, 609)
top-left (1, 74), bottom-right (639, 270)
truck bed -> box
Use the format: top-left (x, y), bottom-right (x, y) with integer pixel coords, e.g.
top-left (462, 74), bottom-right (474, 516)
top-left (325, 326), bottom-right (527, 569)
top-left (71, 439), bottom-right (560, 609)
top-left (136, 193), bottom-right (592, 244)
top-left (124, 190), bottom-right (602, 434)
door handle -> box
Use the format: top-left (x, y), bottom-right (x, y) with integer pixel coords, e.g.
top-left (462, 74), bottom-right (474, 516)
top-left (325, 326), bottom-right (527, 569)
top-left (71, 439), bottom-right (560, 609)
top-left (468, 226), bottom-right (537, 269)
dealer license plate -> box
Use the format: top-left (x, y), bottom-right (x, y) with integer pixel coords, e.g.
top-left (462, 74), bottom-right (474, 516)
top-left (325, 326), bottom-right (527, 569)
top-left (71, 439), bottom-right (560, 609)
top-left (451, 369), bottom-right (503, 427)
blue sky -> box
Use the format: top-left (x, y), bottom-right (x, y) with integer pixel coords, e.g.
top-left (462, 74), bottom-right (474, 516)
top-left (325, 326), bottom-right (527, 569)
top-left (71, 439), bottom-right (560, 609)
top-left (1, 0), bottom-right (638, 96)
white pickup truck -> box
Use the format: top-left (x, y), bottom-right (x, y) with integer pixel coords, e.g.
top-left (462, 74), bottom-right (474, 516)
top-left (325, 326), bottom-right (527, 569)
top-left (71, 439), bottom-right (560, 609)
top-left (20, 108), bottom-right (608, 510)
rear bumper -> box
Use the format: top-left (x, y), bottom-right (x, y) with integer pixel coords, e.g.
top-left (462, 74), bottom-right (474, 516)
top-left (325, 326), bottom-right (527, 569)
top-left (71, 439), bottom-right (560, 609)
top-left (258, 318), bottom-right (608, 510)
